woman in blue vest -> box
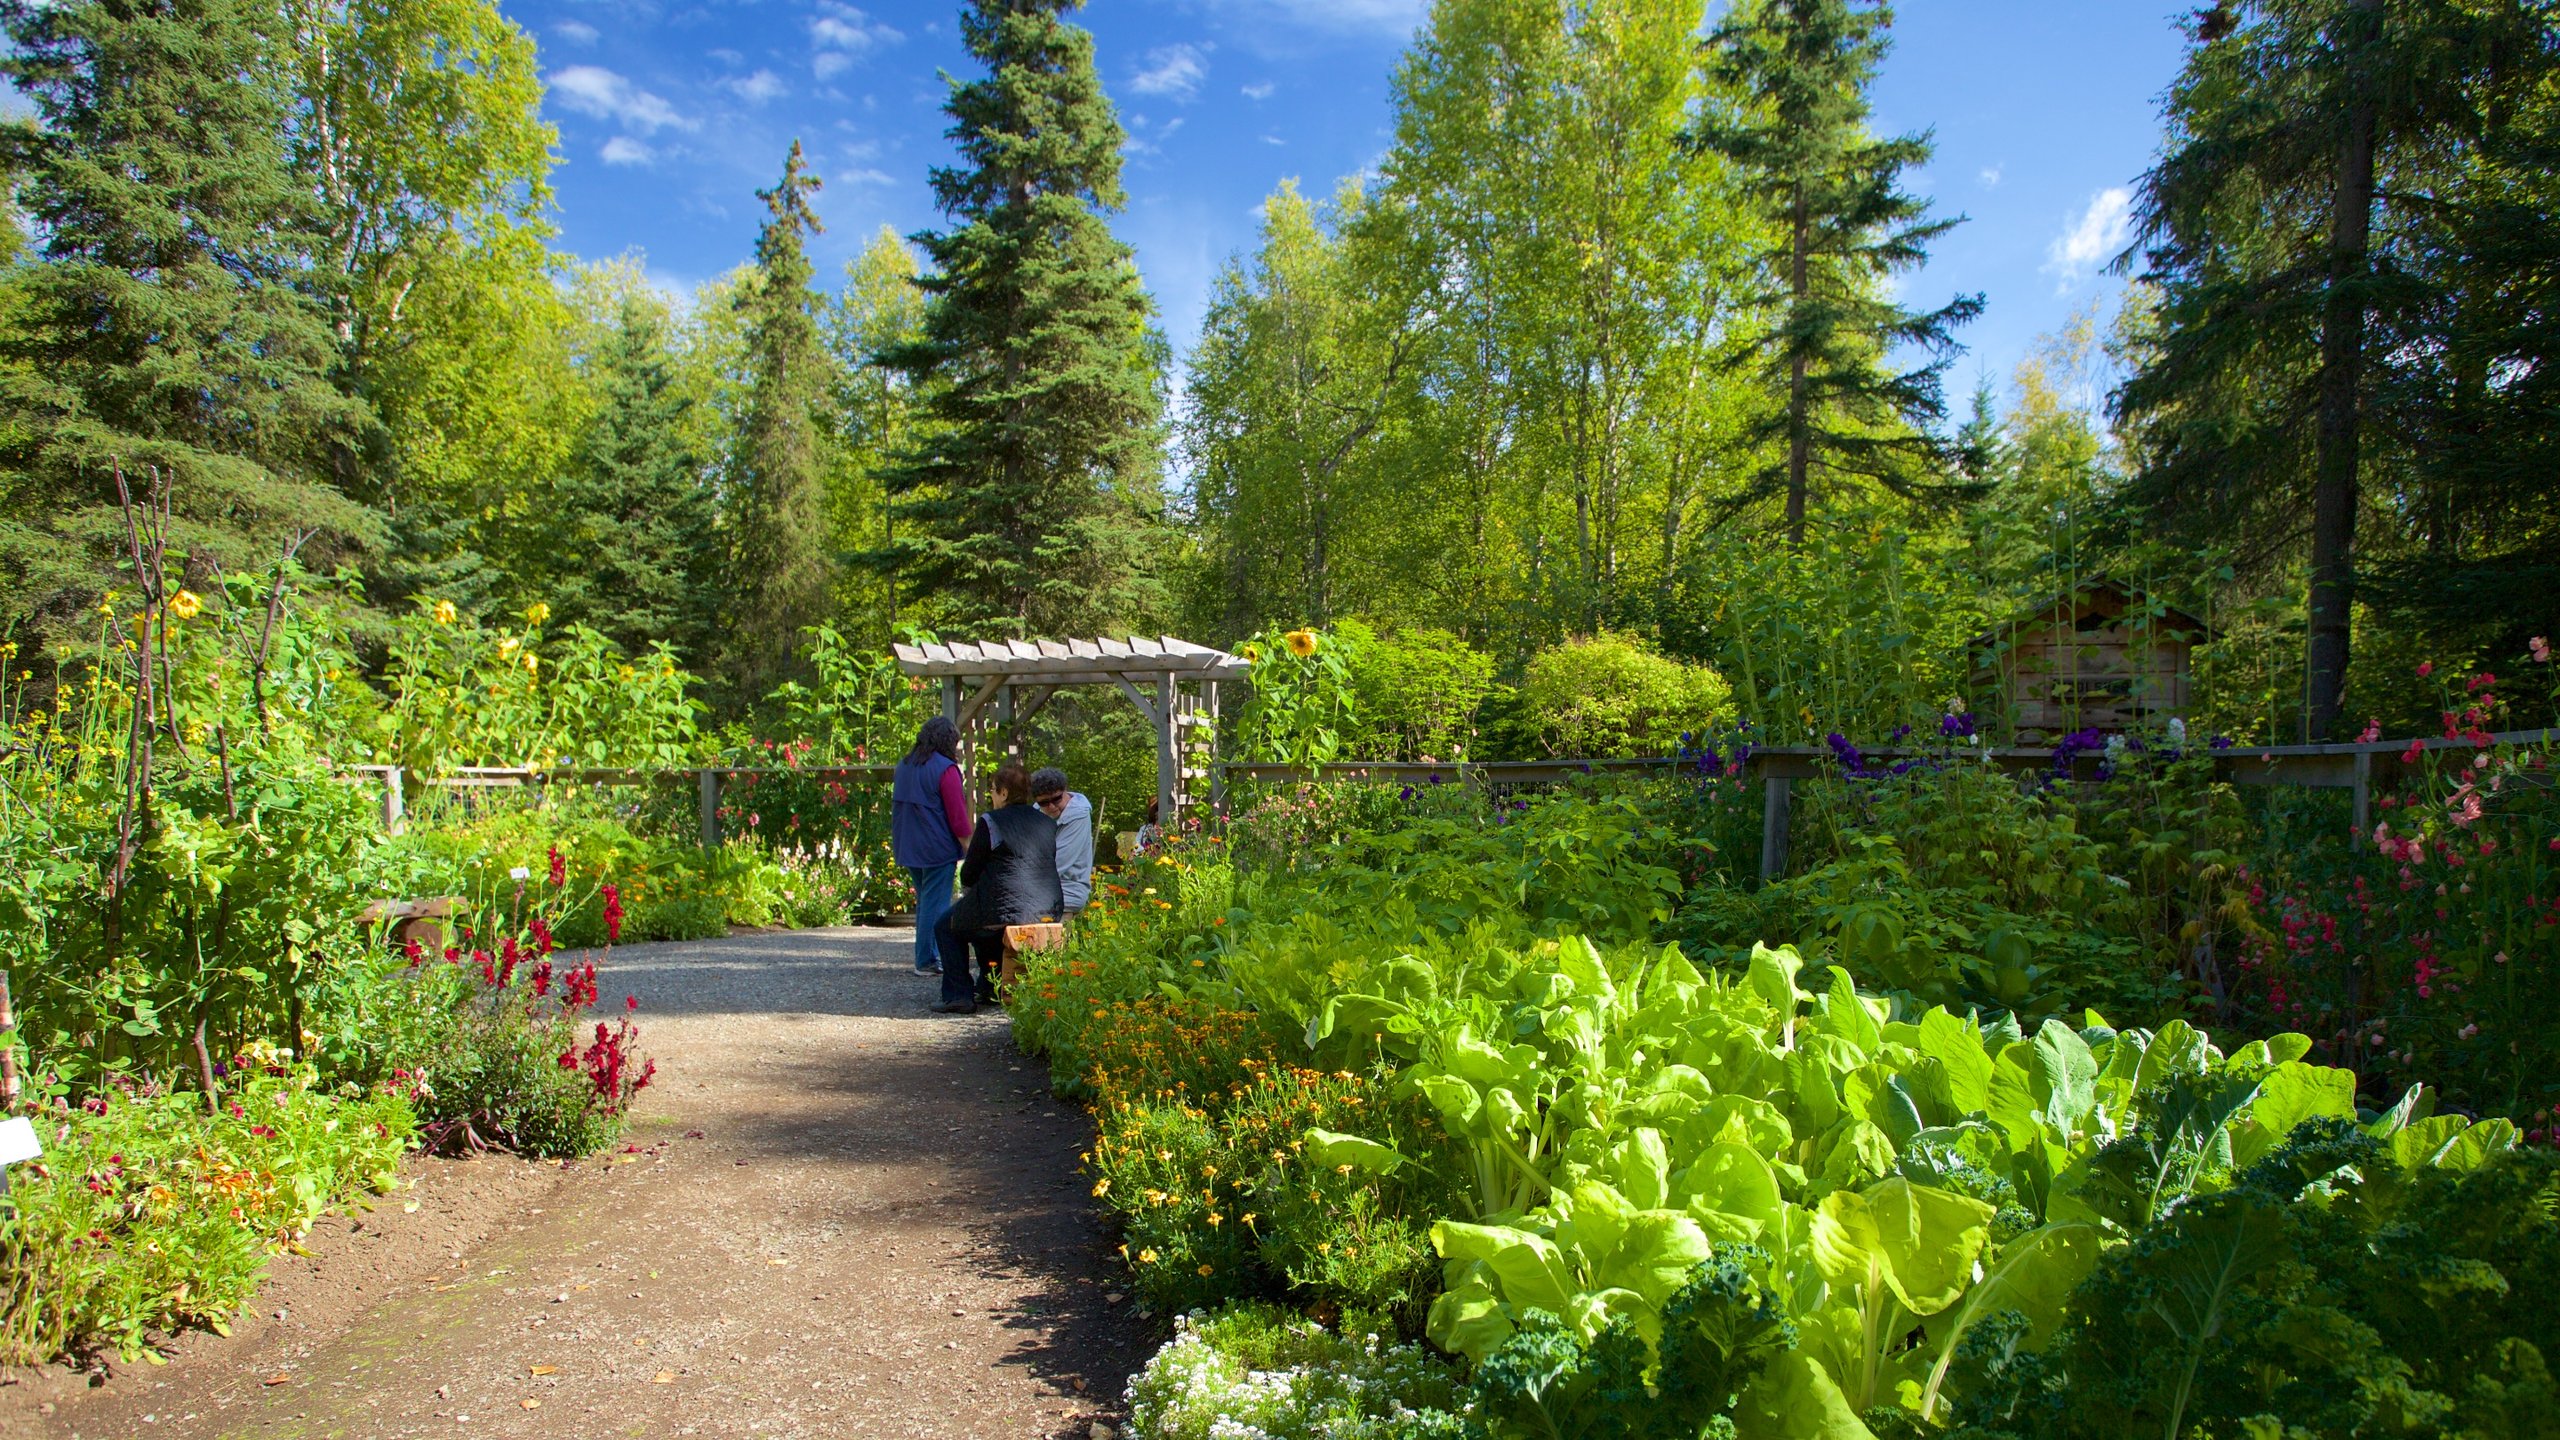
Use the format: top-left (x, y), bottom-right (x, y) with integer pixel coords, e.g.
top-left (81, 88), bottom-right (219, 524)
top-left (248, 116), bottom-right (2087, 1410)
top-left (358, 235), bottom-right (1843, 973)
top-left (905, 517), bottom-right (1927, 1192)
top-left (933, 761), bottom-right (1063, 1014)
top-left (890, 717), bottom-right (972, 976)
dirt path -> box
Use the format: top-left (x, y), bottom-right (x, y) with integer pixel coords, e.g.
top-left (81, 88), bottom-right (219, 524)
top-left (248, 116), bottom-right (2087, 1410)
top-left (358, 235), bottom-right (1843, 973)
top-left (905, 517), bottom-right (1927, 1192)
top-left (7, 926), bottom-right (1150, 1440)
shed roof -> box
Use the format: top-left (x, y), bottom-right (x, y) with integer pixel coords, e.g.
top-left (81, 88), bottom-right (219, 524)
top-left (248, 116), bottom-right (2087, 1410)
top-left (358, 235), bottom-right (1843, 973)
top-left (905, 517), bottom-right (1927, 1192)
top-left (1968, 577), bottom-right (2213, 651)
top-left (892, 635), bottom-right (1251, 685)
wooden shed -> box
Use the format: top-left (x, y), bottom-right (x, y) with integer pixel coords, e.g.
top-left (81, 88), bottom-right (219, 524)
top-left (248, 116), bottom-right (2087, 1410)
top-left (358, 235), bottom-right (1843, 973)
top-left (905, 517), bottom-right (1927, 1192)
top-left (1972, 579), bottom-right (2209, 740)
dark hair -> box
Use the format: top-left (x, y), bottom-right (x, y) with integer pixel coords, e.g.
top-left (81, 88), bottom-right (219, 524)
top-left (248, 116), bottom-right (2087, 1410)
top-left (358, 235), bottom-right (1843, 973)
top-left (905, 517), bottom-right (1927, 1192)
top-left (906, 716), bottom-right (960, 766)
top-left (992, 761), bottom-right (1032, 806)
top-left (1030, 766), bottom-right (1069, 800)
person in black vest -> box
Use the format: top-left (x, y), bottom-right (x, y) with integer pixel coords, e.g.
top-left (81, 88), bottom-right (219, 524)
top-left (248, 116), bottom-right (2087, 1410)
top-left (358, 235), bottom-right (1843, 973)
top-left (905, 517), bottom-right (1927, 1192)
top-left (932, 761), bottom-right (1062, 1015)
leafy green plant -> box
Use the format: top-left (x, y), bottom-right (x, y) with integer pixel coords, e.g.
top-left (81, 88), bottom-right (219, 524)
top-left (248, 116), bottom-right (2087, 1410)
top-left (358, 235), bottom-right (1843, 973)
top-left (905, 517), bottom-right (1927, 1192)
top-left (1517, 632), bottom-right (1734, 759)
top-left (0, 1061), bottom-right (413, 1363)
top-left (1944, 1124), bottom-right (2558, 1440)
top-left (1468, 1256), bottom-right (1796, 1440)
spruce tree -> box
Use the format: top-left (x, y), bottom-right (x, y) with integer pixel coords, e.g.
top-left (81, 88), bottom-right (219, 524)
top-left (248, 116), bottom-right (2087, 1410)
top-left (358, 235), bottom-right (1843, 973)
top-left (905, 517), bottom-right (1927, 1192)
top-left (537, 293), bottom-right (719, 665)
top-left (726, 141), bottom-right (838, 700)
top-left (0, 0), bottom-right (375, 633)
top-left (2117, 0), bottom-right (2546, 738)
top-left (876, 0), bottom-right (1166, 636)
top-left (1688, 0), bottom-right (1979, 548)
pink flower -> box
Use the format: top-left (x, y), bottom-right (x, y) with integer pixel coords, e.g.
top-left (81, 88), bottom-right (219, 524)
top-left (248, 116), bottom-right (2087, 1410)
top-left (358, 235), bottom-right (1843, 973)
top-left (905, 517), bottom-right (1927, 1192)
top-left (2532, 636), bottom-right (2551, 663)
top-left (2417, 661), bottom-right (2434, 678)
top-left (2356, 719), bottom-right (2381, 743)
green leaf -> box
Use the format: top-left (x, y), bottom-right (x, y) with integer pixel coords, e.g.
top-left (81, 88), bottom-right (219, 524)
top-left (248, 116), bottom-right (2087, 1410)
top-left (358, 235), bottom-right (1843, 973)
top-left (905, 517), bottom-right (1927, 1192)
top-left (1915, 1008), bottom-right (1993, 1115)
top-left (1432, 1219), bottom-right (1573, 1316)
top-left (2134, 1195), bottom-right (2289, 1440)
top-left (1734, 1350), bottom-right (1878, 1440)
top-left (1748, 942), bottom-right (1807, 1022)
top-left (2227, 1061), bottom-right (2355, 1170)
top-left (1916, 1223), bottom-right (2099, 1419)
top-left (1304, 1127), bottom-right (1406, 1174)
top-left (1426, 1266), bottom-right (1515, 1361)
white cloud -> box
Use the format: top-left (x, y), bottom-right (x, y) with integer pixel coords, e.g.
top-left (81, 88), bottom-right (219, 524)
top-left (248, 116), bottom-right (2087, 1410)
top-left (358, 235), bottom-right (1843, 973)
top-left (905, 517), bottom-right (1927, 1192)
top-left (1977, 164), bottom-right (2002, 188)
top-left (708, 47), bottom-right (744, 65)
top-left (1241, 81), bottom-right (1274, 100)
top-left (839, 167), bottom-right (895, 185)
top-left (550, 66), bottom-right (695, 134)
top-left (1129, 43), bottom-right (1209, 102)
top-left (809, 3), bottom-right (900, 54)
top-left (727, 69), bottom-right (786, 103)
top-left (814, 51), bottom-right (852, 79)
top-left (2045, 186), bottom-right (2132, 292)
top-left (552, 19), bottom-right (598, 45)
top-left (1261, 134), bottom-right (1285, 146)
top-left (601, 136), bottom-right (657, 166)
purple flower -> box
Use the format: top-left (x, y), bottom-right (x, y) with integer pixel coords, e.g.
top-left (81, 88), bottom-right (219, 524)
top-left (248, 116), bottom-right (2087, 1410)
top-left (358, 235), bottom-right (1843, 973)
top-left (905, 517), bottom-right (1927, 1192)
top-left (1826, 732), bottom-right (1875, 778)
top-left (1939, 711), bottom-right (1977, 740)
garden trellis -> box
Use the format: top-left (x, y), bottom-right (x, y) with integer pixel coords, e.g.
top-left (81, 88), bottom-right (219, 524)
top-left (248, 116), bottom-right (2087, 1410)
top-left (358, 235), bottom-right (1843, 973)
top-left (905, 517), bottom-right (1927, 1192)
top-left (892, 636), bottom-right (1250, 827)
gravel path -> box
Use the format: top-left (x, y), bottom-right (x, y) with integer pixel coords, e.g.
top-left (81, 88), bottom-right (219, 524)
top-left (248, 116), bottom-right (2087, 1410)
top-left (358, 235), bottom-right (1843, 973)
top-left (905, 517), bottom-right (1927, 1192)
top-left (28, 926), bottom-right (1149, 1440)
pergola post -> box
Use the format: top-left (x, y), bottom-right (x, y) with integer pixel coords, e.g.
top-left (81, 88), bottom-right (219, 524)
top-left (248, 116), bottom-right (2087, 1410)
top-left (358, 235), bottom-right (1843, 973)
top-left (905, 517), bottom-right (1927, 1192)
top-left (1156, 673), bottom-right (1179, 828)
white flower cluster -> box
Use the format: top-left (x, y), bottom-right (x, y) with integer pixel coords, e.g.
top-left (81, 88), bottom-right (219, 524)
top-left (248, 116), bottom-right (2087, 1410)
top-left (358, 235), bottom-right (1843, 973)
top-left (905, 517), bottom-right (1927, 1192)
top-left (1123, 1307), bottom-right (1470, 1440)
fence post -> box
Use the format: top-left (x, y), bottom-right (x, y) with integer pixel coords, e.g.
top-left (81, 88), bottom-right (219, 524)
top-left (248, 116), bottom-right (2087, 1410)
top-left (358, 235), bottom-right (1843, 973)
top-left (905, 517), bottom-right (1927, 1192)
top-left (1759, 776), bottom-right (1792, 883)
top-left (698, 769), bottom-right (722, 850)
top-left (380, 766), bottom-right (405, 835)
top-left (2350, 750), bottom-right (2372, 846)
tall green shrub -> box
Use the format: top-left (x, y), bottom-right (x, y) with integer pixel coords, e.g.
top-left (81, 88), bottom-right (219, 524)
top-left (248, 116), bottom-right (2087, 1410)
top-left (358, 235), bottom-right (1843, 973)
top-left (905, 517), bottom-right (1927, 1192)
top-left (1518, 632), bottom-right (1732, 757)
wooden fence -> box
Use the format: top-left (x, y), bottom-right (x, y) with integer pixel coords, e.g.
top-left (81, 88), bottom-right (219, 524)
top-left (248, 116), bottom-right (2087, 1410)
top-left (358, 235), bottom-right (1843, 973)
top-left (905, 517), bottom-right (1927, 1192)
top-left (1212, 727), bottom-right (2558, 881)
top-left (341, 763), bottom-right (898, 849)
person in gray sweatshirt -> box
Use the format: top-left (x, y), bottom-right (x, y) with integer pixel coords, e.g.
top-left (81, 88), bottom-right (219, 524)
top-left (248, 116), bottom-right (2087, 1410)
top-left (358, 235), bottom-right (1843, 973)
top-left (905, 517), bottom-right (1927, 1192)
top-left (1030, 767), bottom-right (1093, 920)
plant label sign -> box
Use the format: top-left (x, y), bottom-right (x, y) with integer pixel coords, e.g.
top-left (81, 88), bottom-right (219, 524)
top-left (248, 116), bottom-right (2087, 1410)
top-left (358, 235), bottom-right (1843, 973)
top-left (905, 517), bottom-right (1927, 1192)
top-left (0, 1114), bottom-right (38, 1195)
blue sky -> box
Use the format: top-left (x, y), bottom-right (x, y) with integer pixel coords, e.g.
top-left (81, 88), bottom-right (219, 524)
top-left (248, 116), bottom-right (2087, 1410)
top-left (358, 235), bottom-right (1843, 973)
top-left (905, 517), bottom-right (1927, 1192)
top-left (512, 0), bottom-right (2194, 406)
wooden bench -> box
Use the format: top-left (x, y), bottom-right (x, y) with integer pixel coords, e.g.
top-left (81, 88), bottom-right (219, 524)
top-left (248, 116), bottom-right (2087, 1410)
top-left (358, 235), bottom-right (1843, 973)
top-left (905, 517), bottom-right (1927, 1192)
top-left (997, 922), bottom-right (1066, 986)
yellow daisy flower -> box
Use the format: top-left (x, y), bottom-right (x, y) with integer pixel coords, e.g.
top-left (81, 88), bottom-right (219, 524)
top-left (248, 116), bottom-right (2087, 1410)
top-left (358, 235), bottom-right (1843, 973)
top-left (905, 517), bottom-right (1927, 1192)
top-left (169, 590), bottom-right (203, 620)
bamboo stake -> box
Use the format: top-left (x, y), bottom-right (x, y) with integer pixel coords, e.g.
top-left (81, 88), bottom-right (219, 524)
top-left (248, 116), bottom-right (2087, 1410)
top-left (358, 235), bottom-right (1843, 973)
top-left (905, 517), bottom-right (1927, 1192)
top-left (0, 971), bottom-right (19, 1110)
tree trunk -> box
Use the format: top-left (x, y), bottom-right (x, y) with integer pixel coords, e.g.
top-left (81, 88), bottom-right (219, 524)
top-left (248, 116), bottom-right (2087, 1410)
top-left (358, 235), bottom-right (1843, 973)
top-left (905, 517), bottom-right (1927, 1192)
top-left (2305, 0), bottom-right (2381, 740)
top-left (1786, 192), bottom-right (1811, 549)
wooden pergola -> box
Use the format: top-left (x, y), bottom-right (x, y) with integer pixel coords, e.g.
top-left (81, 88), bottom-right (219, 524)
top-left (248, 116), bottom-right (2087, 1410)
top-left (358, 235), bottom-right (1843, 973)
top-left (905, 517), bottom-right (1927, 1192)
top-left (892, 636), bottom-right (1249, 827)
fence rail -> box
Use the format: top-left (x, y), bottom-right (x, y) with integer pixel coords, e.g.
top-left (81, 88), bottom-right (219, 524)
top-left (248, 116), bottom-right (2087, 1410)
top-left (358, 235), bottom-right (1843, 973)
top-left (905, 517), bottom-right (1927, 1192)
top-left (339, 763), bottom-right (900, 847)
top-left (1213, 727), bottom-right (2559, 881)
top-left (337, 726), bottom-right (2556, 875)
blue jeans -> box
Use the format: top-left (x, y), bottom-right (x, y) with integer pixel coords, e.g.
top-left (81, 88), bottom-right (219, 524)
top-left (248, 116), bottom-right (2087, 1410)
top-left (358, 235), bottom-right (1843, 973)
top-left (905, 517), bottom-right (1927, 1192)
top-left (907, 863), bottom-right (956, 972)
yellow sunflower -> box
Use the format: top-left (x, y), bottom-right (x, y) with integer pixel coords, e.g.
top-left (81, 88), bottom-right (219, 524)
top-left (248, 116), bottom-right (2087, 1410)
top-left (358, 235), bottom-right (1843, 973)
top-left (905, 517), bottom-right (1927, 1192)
top-left (1282, 629), bottom-right (1319, 658)
top-left (168, 590), bottom-right (203, 620)
top-left (524, 601), bottom-right (552, 626)
top-left (432, 599), bottom-right (458, 625)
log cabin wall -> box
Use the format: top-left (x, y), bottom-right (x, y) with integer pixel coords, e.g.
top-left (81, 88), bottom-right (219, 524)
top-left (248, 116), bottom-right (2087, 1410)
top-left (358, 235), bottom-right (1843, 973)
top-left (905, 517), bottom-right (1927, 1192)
top-left (1977, 584), bottom-right (2205, 741)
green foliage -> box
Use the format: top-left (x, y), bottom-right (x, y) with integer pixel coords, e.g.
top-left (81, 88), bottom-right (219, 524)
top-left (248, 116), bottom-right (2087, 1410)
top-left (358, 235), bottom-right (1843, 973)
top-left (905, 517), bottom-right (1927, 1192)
top-left (528, 289), bottom-right (722, 670)
top-left (1946, 1125), bottom-right (2559, 1440)
top-left (2116, 0), bottom-right (2560, 736)
top-left (1125, 1304), bottom-right (1474, 1440)
top-left (1688, 0), bottom-right (1980, 542)
top-left (0, 582), bottom-right (391, 1089)
top-left (1233, 625), bottom-right (1360, 765)
top-left (0, 1060), bottom-right (413, 1363)
top-left (0, 0), bottom-right (378, 632)
top-left (876, 0), bottom-right (1167, 636)
top-left (724, 142), bottom-right (841, 702)
top-left (372, 597), bottom-right (702, 775)
top-left (1469, 1258), bottom-right (1795, 1440)
top-left (1518, 633), bottom-right (1733, 758)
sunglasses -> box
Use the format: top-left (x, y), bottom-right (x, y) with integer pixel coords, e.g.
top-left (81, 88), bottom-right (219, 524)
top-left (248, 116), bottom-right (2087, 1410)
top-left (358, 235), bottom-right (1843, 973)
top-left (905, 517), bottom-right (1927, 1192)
top-left (1035, 793), bottom-right (1067, 811)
